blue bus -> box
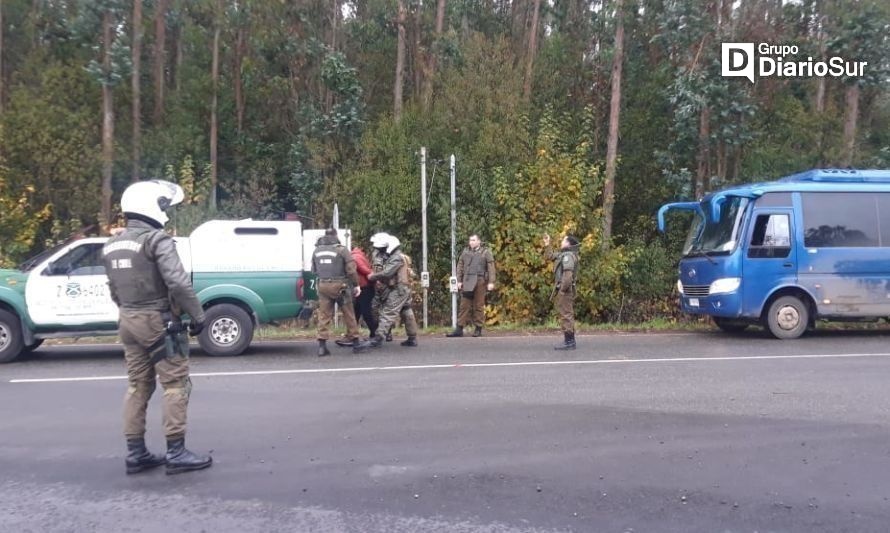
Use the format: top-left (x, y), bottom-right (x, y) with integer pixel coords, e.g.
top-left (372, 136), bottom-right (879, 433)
top-left (658, 168), bottom-right (890, 339)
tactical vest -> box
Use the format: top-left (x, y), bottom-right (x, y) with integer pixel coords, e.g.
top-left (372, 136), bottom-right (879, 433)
top-left (554, 249), bottom-right (580, 286)
top-left (313, 244), bottom-right (347, 279)
top-left (103, 228), bottom-right (169, 307)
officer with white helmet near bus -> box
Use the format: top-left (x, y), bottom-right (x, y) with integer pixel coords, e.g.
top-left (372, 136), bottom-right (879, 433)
top-left (102, 179), bottom-right (213, 475)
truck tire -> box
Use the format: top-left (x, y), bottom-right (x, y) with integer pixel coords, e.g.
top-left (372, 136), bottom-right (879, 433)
top-left (0, 309), bottom-right (25, 364)
top-left (713, 317), bottom-right (749, 333)
top-left (198, 303), bottom-right (254, 356)
top-left (765, 295), bottom-right (809, 340)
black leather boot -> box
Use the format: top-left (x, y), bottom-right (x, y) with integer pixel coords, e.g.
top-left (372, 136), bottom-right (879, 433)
top-left (353, 334), bottom-right (383, 353)
top-left (334, 337), bottom-right (360, 348)
top-left (165, 438), bottom-right (213, 475)
top-left (385, 328), bottom-right (393, 342)
top-left (472, 326), bottom-right (483, 337)
top-left (445, 326), bottom-right (464, 337)
top-left (554, 332), bottom-right (576, 351)
top-left (317, 340), bottom-right (331, 356)
top-left (400, 336), bottom-right (418, 347)
top-left (125, 437), bottom-right (166, 474)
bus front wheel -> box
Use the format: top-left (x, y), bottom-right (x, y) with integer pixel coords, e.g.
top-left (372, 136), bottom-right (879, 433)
top-left (765, 295), bottom-right (809, 340)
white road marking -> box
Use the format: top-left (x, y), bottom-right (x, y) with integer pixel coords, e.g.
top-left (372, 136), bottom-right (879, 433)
top-left (9, 352), bottom-right (890, 384)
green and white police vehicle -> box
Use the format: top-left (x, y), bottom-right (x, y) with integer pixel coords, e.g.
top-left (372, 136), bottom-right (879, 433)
top-left (0, 219), bottom-right (320, 363)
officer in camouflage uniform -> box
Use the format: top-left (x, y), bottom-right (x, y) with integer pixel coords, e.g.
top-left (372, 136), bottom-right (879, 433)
top-left (102, 179), bottom-right (212, 475)
top-left (543, 233), bottom-right (580, 350)
top-left (446, 234), bottom-right (496, 338)
top-left (354, 234), bottom-right (419, 352)
top-left (368, 233), bottom-right (390, 340)
top-left (312, 228), bottom-right (362, 355)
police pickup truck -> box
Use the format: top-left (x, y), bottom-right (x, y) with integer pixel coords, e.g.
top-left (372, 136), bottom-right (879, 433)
top-left (0, 219), bottom-right (322, 363)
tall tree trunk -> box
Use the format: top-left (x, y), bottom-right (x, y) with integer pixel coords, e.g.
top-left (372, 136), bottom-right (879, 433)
top-left (0, 0), bottom-right (4, 115)
top-left (101, 11), bottom-right (115, 229)
top-left (511, 0), bottom-right (527, 51)
top-left (411, 3), bottom-right (422, 102)
top-left (813, 10), bottom-right (827, 162)
top-left (695, 105), bottom-right (711, 198)
top-left (131, 0), bottom-right (143, 182)
top-left (421, 0), bottom-right (447, 110)
top-left (174, 11), bottom-right (183, 93)
top-left (394, 0), bottom-right (407, 121)
top-left (842, 83), bottom-right (859, 167)
top-left (153, 0), bottom-right (168, 124)
top-left (234, 23), bottom-right (246, 134)
top-left (601, 0), bottom-right (624, 247)
top-left (209, 0), bottom-right (221, 209)
top-left (324, 0), bottom-right (340, 114)
top-left (522, 0), bottom-right (541, 101)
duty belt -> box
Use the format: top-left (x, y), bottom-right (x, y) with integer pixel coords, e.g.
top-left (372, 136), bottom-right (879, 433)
top-left (319, 277), bottom-right (347, 282)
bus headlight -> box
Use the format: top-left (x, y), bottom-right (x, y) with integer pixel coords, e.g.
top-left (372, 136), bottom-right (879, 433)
top-left (676, 280), bottom-right (684, 295)
top-left (709, 277), bottom-right (741, 295)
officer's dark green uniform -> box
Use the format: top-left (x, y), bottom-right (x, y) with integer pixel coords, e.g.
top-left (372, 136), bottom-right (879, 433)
top-left (447, 244), bottom-right (496, 337)
top-left (311, 232), bottom-right (361, 355)
top-left (547, 236), bottom-right (580, 350)
top-left (103, 179), bottom-right (212, 475)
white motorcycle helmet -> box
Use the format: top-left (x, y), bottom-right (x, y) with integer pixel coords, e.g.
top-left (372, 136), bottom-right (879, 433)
top-left (121, 179), bottom-right (185, 227)
top-left (370, 232), bottom-right (391, 250)
top-left (385, 235), bottom-right (401, 254)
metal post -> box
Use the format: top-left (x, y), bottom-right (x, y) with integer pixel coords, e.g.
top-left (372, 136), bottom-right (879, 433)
top-left (450, 154), bottom-right (457, 329)
top-left (333, 206), bottom-right (339, 328)
top-left (421, 147), bottom-right (428, 329)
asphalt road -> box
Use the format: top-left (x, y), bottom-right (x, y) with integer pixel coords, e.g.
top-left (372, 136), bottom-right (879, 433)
top-left (3, 330), bottom-right (890, 532)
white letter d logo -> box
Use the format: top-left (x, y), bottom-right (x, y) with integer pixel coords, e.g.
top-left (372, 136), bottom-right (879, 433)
top-left (722, 43), bottom-right (755, 83)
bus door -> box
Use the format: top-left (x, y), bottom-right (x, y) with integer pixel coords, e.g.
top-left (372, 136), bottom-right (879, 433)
top-left (742, 209), bottom-right (796, 315)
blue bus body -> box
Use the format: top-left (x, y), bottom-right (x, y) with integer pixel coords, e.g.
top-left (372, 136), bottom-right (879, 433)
top-left (658, 169), bottom-right (890, 339)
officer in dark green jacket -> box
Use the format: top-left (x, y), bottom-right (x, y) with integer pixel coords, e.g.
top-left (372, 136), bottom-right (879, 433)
top-left (543, 233), bottom-right (580, 350)
top-left (311, 228), bottom-right (362, 355)
top-left (446, 234), bottom-right (496, 338)
top-left (103, 179), bottom-right (212, 475)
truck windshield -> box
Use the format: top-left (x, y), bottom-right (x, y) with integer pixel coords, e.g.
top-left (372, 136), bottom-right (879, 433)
top-left (683, 196), bottom-right (749, 256)
top-left (17, 242), bottom-right (68, 273)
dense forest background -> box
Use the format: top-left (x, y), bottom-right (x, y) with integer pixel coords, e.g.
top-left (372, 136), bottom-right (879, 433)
top-left (1, 0), bottom-right (888, 324)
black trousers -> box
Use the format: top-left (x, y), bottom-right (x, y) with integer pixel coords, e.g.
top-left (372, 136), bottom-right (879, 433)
top-left (354, 285), bottom-right (378, 337)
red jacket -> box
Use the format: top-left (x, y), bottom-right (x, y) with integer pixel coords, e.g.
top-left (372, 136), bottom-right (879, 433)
top-left (352, 247), bottom-right (372, 287)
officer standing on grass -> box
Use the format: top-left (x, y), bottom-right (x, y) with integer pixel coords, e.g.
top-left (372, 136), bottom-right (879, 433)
top-left (446, 233), bottom-right (496, 338)
top-left (102, 179), bottom-right (213, 475)
top-left (543, 233), bottom-right (580, 350)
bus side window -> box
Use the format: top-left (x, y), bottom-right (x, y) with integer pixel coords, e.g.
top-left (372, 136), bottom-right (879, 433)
top-left (748, 214), bottom-right (791, 259)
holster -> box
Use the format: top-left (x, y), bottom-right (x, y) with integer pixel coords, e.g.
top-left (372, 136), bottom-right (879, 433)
top-left (148, 315), bottom-right (189, 365)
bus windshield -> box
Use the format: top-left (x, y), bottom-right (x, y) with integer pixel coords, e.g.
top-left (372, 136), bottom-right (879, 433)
top-left (683, 196), bottom-right (749, 256)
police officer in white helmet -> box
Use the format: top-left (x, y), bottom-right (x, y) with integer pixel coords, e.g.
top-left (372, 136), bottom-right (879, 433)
top-left (102, 179), bottom-right (212, 475)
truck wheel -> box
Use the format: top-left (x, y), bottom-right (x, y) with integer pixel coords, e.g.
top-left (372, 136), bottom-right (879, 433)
top-left (198, 303), bottom-right (254, 356)
top-left (765, 295), bottom-right (809, 340)
top-left (0, 309), bottom-right (25, 364)
top-left (713, 317), bottom-right (749, 333)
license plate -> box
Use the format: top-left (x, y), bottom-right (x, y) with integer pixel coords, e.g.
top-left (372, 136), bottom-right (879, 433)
top-left (688, 298), bottom-right (699, 307)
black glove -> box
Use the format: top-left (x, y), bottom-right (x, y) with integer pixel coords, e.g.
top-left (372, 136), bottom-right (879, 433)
top-left (165, 320), bottom-right (184, 334)
top-left (188, 320), bottom-right (205, 337)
